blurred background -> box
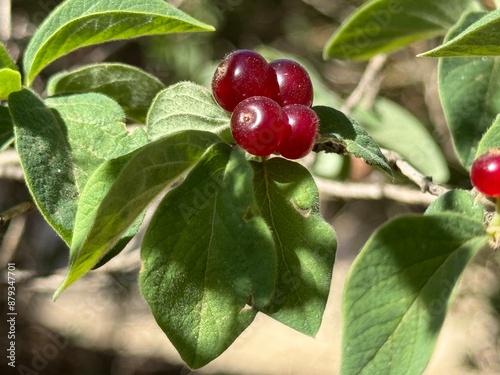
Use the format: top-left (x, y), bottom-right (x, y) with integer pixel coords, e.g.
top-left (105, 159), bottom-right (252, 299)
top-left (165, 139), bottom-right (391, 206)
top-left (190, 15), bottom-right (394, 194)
top-left (1, 0), bottom-right (500, 374)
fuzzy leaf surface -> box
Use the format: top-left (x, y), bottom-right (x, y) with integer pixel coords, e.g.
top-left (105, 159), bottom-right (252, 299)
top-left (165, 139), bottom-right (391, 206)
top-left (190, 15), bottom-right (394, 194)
top-left (55, 130), bottom-right (222, 297)
top-left (47, 63), bottom-right (165, 123)
top-left (425, 190), bottom-right (484, 221)
top-left (23, 0), bottom-right (214, 85)
top-left (341, 214), bottom-right (487, 375)
top-left (9, 89), bottom-right (146, 243)
top-left (438, 12), bottom-right (500, 168)
top-left (314, 105), bottom-right (392, 175)
top-left (147, 81), bottom-right (231, 141)
top-left (323, 0), bottom-right (473, 60)
top-left (251, 157), bottom-right (336, 336)
top-left (421, 9), bottom-right (500, 57)
top-left (140, 144), bottom-right (276, 368)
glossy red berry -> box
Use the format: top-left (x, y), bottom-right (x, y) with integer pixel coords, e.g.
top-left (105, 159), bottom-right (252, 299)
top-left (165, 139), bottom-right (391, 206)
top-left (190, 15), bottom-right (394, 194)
top-left (230, 96), bottom-right (288, 156)
top-left (270, 59), bottom-right (313, 107)
top-left (471, 149), bottom-right (500, 197)
top-left (278, 105), bottom-right (319, 160)
top-left (212, 50), bottom-right (279, 112)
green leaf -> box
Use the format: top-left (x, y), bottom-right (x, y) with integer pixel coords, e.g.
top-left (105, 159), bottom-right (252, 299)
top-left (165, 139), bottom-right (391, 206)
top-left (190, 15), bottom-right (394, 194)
top-left (251, 158), bottom-right (336, 336)
top-left (425, 190), bottom-right (484, 221)
top-left (437, 12), bottom-right (500, 168)
top-left (47, 63), bottom-right (165, 123)
top-left (0, 106), bottom-right (14, 151)
top-left (8, 89), bottom-right (147, 243)
top-left (341, 214), bottom-right (487, 375)
top-left (0, 69), bottom-right (21, 100)
top-left (140, 143), bottom-right (276, 368)
top-left (147, 81), bottom-right (231, 141)
top-left (45, 93), bottom-right (148, 191)
top-left (314, 105), bottom-right (392, 176)
top-left (476, 114), bottom-right (500, 157)
top-left (23, 0), bottom-right (214, 86)
top-left (0, 44), bottom-right (21, 99)
top-left (0, 43), bottom-right (17, 71)
top-left (323, 0), bottom-right (473, 60)
top-left (353, 97), bottom-right (450, 183)
top-left (420, 9), bottom-right (500, 57)
top-left (55, 130), bottom-right (222, 298)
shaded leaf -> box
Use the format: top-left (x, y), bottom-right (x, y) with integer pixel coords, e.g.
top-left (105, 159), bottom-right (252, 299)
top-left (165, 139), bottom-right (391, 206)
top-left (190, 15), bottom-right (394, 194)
top-left (140, 144), bottom-right (276, 368)
top-left (341, 214), bottom-right (487, 375)
top-left (314, 105), bottom-right (392, 176)
top-left (8, 89), bottom-right (147, 243)
top-left (421, 9), bottom-right (500, 57)
top-left (55, 130), bottom-right (222, 297)
top-left (147, 81), bottom-right (231, 141)
top-left (23, 0), bottom-right (214, 85)
top-left (47, 63), bottom-right (165, 123)
top-left (438, 12), bottom-right (500, 168)
top-left (251, 157), bottom-right (336, 336)
top-left (323, 0), bottom-right (473, 60)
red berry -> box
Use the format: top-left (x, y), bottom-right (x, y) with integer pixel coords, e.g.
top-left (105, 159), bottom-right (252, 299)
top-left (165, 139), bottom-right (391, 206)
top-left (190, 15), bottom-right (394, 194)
top-left (278, 105), bottom-right (319, 160)
top-left (270, 59), bottom-right (313, 107)
top-left (212, 50), bottom-right (279, 112)
top-left (230, 96), bottom-right (288, 156)
top-left (471, 149), bottom-right (500, 197)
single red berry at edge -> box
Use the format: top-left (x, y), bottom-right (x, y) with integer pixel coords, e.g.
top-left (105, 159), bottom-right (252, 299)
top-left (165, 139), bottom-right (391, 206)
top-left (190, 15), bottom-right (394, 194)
top-left (231, 96), bottom-right (288, 156)
top-left (270, 59), bottom-right (313, 107)
top-left (278, 105), bottom-right (319, 160)
top-left (212, 50), bottom-right (280, 112)
top-left (471, 149), bottom-right (500, 197)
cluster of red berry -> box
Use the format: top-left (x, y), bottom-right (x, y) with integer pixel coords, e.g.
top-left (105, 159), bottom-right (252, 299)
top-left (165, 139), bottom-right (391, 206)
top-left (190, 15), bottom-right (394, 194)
top-left (211, 50), bottom-right (319, 159)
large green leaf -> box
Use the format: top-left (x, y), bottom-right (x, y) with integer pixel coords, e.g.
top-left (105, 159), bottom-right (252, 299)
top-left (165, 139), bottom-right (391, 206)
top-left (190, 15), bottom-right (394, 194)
top-left (438, 12), bottom-right (500, 169)
top-left (476, 114), bottom-right (500, 157)
top-left (314, 105), bottom-right (392, 176)
top-left (55, 130), bottom-right (222, 297)
top-left (251, 158), bottom-right (336, 336)
top-left (147, 81), bottom-right (231, 141)
top-left (23, 0), bottom-right (214, 86)
top-left (421, 9), bottom-right (500, 57)
top-left (140, 144), bottom-right (276, 368)
top-left (353, 97), bottom-right (450, 183)
top-left (0, 106), bottom-right (14, 152)
top-left (341, 214), bottom-right (487, 375)
top-left (47, 63), bottom-right (165, 123)
top-left (323, 0), bottom-right (473, 60)
top-left (425, 189), bottom-right (484, 221)
top-left (8, 89), bottom-right (147, 243)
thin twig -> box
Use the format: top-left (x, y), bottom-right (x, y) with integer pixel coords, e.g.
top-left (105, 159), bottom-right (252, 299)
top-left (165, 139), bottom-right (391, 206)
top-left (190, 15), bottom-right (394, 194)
top-left (341, 54), bottom-right (388, 115)
top-left (0, 214), bottom-right (27, 267)
top-left (315, 177), bottom-right (437, 206)
top-left (0, 201), bottom-right (35, 226)
top-left (382, 149), bottom-right (450, 196)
